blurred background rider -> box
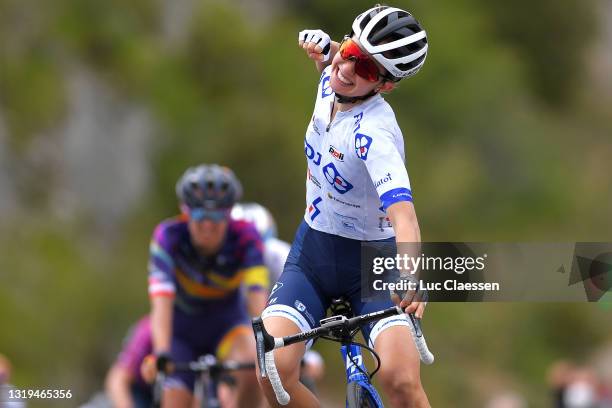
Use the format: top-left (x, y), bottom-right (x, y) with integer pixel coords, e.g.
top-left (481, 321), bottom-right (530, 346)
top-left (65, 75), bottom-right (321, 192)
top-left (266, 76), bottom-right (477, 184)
top-left (149, 164), bottom-right (268, 407)
top-left (104, 316), bottom-right (152, 408)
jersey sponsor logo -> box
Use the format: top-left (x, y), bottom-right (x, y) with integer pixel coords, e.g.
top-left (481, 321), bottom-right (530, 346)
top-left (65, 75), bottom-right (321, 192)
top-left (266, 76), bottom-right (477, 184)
top-left (374, 173), bottom-right (392, 189)
top-left (342, 220), bottom-right (356, 231)
top-left (353, 112), bottom-right (364, 134)
top-left (327, 192), bottom-right (361, 208)
top-left (308, 197), bottom-right (322, 221)
top-left (391, 190), bottom-right (411, 199)
top-left (378, 216), bottom-right (392, 232)
top-left (307, 168), bottom-right (321, 188)
top-left (321, 74), bottom-right (332, 98)
top-left (380, 187), bottom-right (413, 210)
top-left (346, 354), bottom-right (363, 374)
top-left (328, 145), bottom-right (344, 161)
top-left (269, 282), bottom-right (283, 297)
top-left (355, 134), bottom-right (373, 160)
top-left (304, 139), bottom-right (322, 166)
top-left (322, 163), bottom-right (353, 194)
top-left (295, 300), bottom-right (306, 312)
top-left (295, 300), bottom-right (315, 326)
top-left (333, 212), bottom-right (358, 232)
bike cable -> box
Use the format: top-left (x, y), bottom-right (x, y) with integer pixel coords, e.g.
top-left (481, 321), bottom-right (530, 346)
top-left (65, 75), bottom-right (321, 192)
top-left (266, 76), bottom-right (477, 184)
top-left (320, 336), bottom-right (382, 380)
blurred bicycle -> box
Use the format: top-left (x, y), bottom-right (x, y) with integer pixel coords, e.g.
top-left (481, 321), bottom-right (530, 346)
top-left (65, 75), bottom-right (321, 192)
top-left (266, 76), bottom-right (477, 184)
top-left (153, 354), bottom-right (255, 408)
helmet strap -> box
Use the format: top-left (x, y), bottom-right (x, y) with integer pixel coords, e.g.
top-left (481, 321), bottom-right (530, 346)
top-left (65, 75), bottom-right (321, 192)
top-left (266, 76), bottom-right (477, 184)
top-left (335, 89), bottom-right (378, 104)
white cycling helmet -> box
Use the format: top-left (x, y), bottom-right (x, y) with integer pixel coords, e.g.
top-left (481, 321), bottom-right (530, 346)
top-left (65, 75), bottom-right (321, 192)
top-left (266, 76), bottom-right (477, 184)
top-left (352, 6), bottom-right (428, 80)
top-left (231, 202), bottom-right (277, 241)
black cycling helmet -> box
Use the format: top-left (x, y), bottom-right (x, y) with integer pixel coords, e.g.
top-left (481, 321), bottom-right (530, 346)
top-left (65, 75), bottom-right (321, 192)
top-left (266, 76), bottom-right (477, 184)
top-left (351, 5), bottom-right (428, 81)
top-left (176, 164), bottom-right (242, 211)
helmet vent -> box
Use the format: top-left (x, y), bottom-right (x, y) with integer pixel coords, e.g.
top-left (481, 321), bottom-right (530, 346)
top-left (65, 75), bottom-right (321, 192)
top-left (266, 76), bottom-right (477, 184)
top-left (397, 55), bottom-right (426, 72)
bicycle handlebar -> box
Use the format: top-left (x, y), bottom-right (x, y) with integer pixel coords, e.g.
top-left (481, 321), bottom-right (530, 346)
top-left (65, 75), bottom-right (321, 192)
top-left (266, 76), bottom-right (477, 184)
top-left (252, 306), bottom-right (434, 406)
top-left (173, 357), bottom-right (255, 373)
top-left (152, 355), bottom-right (256, 408)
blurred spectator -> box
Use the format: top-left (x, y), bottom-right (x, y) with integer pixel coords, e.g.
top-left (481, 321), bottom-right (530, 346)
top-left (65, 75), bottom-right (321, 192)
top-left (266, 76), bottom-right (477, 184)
top-left (0, 354), bottom-right (26, 408)
top-left (0, 354), bottom-right (11, 386)
top-left (593, 344), bottom-right (612, 407)
top-left (547, 360), bottom-right (606, 408)
top-left (548, 360), bottom-right (577, 407)
top-left (600, 383), bottom-right (612, 408)
top-left (563, 368), bottom-right (599, 408)
top-left (486, 391), bottom-right (527, 408)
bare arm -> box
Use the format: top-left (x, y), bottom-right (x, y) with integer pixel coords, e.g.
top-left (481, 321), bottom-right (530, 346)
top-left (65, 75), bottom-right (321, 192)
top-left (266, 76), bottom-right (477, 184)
top-left (105, 364), bottom-right (134, 408)
top-left (387, 201), bottom-right (421, 243)
top-left (246, 289), bottom-right (269, 317)
top-left (386, 201), bottom-right (426, 318)
top-left (150, 295), bottom-right (173, 353)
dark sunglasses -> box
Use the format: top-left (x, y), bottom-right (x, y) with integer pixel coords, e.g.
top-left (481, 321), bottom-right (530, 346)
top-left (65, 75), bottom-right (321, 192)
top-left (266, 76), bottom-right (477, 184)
top-left (338, 36), bottom-right (393, 82)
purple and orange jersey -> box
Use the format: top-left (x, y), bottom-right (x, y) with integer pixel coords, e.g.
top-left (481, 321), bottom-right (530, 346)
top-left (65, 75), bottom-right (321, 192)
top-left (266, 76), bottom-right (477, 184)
top-left (148, 216), bottom-right (269, 314)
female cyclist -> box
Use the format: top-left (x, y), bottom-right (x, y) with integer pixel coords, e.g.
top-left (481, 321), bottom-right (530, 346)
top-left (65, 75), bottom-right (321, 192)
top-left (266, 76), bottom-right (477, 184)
top-left (258, 5), bottom-right (430, 407)
top-left (149, 164), bottom-right (267, 407)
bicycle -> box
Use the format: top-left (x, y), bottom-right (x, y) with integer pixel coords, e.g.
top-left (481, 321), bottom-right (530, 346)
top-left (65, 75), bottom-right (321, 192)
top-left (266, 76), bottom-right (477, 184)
top-left (252, 298), bottom-right (434, 407)
top-left (153, 354), bottom-right (255, 408)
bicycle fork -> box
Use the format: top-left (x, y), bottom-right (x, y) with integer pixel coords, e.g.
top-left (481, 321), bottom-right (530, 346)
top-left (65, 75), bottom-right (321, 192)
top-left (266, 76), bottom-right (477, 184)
top-left (341, 344), bottom-right (384, 407)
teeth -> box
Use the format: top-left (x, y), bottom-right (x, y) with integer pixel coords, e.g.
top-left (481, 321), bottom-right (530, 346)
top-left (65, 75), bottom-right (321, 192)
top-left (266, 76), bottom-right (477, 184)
top-left (337, 70), bottom-right (352, 86)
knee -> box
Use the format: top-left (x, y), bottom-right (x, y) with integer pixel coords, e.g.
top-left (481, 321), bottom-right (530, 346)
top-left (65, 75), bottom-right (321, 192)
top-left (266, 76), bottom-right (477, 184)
top-left (257, 317), bottom-right (304, 387)
top-left (378, 366), bottom-right (423, 402)
top-left (258, 350), bottom-right (300, 387)
top-left (235, 368), bottom-right (260, 391)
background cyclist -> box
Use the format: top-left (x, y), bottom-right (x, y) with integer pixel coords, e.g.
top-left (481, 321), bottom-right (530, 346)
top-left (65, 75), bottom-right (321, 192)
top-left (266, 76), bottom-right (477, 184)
top-left (258, 5), bottom-right (430, 407)
top-left (148, 164), bottom-right (267, 407)
top-left (104, 202), bottom-right (323, 408)
top-left (105, 315), bottom-right (153, 408)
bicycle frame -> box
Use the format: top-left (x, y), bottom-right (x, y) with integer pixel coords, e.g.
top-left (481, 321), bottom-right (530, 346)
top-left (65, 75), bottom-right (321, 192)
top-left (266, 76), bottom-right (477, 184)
top-left (193, 357), bottom-right (219, 408)
top-left (342, 343), bottom-right (384, 407)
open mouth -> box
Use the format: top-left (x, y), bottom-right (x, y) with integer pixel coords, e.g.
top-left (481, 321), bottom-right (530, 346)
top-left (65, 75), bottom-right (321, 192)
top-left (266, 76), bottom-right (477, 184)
top-left (335, 67), bottom-right (354, 86)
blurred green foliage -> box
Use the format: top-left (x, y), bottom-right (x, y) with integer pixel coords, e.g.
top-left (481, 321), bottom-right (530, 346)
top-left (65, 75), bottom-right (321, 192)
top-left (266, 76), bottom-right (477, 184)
top-left (1, 0), bottom-right (611, 406)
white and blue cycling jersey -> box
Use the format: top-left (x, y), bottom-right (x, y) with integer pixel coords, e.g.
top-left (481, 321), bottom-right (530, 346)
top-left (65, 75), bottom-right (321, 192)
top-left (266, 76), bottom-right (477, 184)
top-left (303, 66), bottom-right (413, 241)
top-left (260, 66), bottom-right (414, 348)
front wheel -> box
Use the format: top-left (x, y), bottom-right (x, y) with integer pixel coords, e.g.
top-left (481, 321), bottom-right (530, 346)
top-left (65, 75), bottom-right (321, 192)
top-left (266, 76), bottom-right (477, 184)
top-left (346, 382), bottom-right (380, 408)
